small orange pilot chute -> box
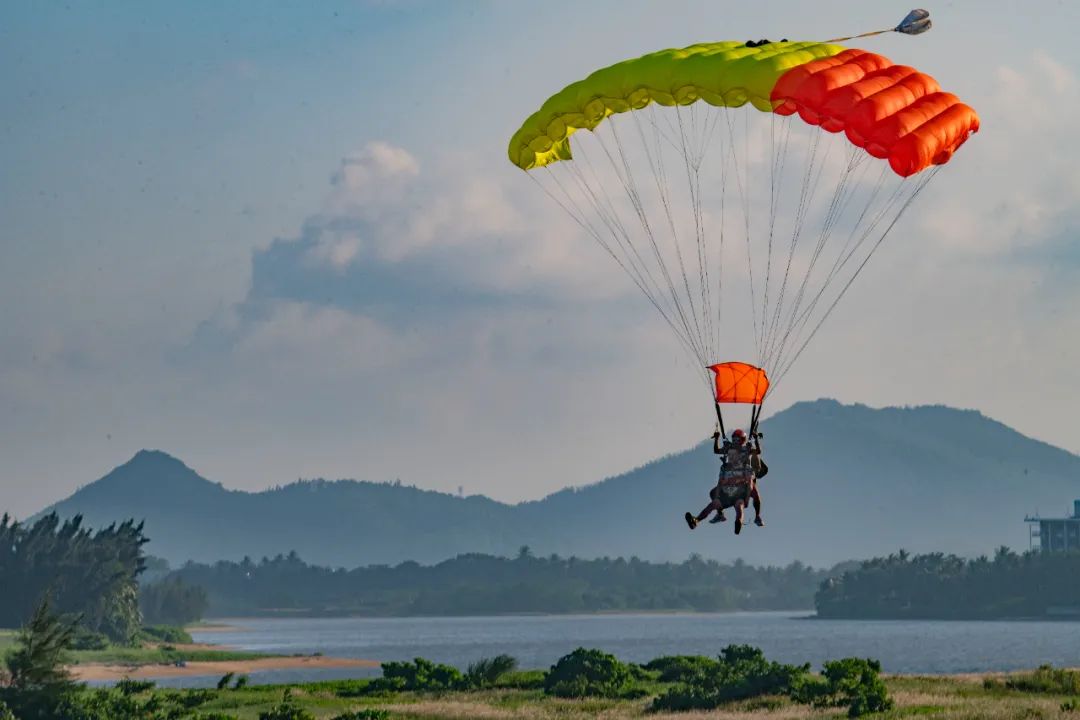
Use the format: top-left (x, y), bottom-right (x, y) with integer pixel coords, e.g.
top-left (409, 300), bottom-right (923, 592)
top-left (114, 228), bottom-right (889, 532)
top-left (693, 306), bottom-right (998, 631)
top-left (707, 362), bottom-right (769, 405)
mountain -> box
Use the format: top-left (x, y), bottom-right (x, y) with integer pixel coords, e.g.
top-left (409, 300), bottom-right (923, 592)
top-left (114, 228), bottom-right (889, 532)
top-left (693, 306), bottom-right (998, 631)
top-left (32, 400), bottom-right (1080, 568)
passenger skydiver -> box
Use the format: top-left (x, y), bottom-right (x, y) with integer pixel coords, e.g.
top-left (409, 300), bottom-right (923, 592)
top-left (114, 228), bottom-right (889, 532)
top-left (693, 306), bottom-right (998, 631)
top-left (684, 428), bottom-right (764, 535)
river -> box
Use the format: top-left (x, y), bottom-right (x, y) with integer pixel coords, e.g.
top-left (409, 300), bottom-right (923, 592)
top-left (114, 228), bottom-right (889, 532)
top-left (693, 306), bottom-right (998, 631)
top-left (171, 611), bottom-right (1080, 686)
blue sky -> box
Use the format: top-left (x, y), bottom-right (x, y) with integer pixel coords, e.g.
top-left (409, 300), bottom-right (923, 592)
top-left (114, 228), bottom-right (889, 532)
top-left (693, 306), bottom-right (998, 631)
top-left (2, 1), bottom-right (1079, 516)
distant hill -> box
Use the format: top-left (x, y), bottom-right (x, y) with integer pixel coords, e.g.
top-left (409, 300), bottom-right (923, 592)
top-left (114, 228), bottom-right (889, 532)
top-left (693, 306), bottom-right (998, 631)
top-left (34, 400), bottom-right (1080, 568)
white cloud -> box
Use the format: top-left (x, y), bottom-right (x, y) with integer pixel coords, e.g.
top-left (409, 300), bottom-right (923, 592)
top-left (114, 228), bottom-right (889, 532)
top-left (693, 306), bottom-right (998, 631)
top-left (917, 51), bottom-right (1080, 256)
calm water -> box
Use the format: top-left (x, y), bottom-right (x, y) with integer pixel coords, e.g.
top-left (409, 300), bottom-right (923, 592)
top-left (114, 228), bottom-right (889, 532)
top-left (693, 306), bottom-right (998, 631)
top-left (168, 611), bottom-right (1080, 687)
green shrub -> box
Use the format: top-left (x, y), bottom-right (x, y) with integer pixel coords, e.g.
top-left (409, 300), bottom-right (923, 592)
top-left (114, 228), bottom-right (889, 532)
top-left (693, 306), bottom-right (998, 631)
top-left (233, 674), bottom-right (250, 690)
top-left (52, 686), bottom-right (222, 720)
top-left (329, 679), bottom-right (375, 698)
top-left (643, 655), bottom-right (720, 683)
top-left (650, 645), bottom-right (809, 712)
top-left (465, 654), bottom-right (518, 688)
top-left (791, 657), bottom-right (892, 718)
top-left (1062, 698), bottom-right (1079, 713)
top-left (1006, 665), bottom-right (1080, 695)
top-left (543, 647), bottom-right (636, 698)
top-left (259, 690), bottom-right (315, 720)
top-left (495, 669), bottom-right (546, 690)
top-left (331, 710), bottom-right (390, 720)
top-left (173, 689), bottom-right (216, 709)
top-left (115, 678), bottom-right (156, 696)
top-left (139, 625), bottom-right (194, 644)
top-left (217, 672), bottom-right (236, 690)
top-left (375, 657), bottom-right (462, 692)
top-left (71, 627), bottom-right (110, 651)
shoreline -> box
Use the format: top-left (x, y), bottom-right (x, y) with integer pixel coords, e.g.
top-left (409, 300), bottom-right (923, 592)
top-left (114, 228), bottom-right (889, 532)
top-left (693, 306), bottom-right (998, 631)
top-left (70, 655), bottom-right (379, 681)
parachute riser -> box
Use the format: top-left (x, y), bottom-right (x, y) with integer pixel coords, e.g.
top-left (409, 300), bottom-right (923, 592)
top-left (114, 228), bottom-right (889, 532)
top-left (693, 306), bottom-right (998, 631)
top-left (713, 401), bottom-right (763, 443)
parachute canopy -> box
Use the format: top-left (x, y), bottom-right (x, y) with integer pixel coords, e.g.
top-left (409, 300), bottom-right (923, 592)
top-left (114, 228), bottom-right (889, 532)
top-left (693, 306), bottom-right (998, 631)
top-left (509, 37), bottom-right (978, 402)
top-left (708, 362), bottom-right (770, 405)
top-left (509, 41), bottom-right (978, 178)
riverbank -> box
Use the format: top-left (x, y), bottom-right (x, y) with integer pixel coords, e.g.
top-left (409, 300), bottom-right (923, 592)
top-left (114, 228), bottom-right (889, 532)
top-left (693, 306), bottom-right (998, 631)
top-left (70, 654), bottom-right (379, 682)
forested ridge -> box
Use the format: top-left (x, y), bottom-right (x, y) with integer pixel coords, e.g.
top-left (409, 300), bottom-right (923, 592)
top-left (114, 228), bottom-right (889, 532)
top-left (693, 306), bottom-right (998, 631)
top-left (165, 549), bottom-right (832, 616)
top-left (816, 547), bottom-right (1080, 619)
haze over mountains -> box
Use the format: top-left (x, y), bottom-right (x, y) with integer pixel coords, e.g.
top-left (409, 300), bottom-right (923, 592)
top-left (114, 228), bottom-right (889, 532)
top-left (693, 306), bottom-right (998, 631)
top-left (32, 400), bottom-right (1080, 568)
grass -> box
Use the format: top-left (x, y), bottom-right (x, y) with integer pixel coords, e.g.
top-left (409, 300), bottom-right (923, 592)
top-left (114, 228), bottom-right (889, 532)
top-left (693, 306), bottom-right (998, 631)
top-left (1, 625), bottom-right (275, 668)
top-left (55, 669), bottom-right (1080, 719)
top-left (67, 644), bottom-right (273, 665)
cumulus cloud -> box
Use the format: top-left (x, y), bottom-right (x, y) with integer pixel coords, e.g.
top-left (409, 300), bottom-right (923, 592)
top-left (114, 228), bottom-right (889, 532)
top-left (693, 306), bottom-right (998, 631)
top-left (913, 50), bottom-right (1080, 258)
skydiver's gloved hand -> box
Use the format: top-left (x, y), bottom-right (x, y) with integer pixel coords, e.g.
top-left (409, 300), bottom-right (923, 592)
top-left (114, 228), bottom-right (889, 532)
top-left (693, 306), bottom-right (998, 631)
top-left (712, 431), bottom-right (721, 440)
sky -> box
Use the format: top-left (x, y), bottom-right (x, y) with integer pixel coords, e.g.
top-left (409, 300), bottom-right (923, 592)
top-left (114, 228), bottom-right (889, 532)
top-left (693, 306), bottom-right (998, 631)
top-left (2, 1), bottom-right (1079, 518)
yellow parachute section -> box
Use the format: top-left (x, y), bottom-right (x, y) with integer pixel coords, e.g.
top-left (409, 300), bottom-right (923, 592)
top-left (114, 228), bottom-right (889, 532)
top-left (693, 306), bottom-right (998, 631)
top-left (508, 41), bottom-right (845, 170)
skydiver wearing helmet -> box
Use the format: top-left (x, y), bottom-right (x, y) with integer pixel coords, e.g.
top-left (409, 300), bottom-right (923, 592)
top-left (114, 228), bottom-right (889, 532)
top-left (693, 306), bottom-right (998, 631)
top-left (684, 428), bottom-right (764, 535)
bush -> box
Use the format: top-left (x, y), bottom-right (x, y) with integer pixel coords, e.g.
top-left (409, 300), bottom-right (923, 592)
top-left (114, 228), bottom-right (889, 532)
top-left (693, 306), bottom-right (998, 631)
top-left (651, 645), bottom-right (809, 712)
top-left (643, 655), bottom-right (720, 683)
top-left (53, 686), bottom-right (220, 720)
top-left (375, 657), bottom-right (462, 692)
top-left (328, 679), bottom-right (374, 698)
top-left (331, 711), bottom-right (390, 720)
top-left (544, 647), bottom-right (637, 698)
top-left (1063, 698), bottom-right (1079, 713)
top-left (494, 669), bottom-right (546, 690)
top-left (71, 627), bottom-right (110, 651)
top-left (791, 657), bottom-right (892, 718)
top-left (259, 690), bottom-right (315, 720)
top-left (465, 654), bottom-right (518, 688)
top-left (140, 625), bottom-right (193, 644)
top-left (217, 672), bottom-right (235, 690)
top-left (115, 678), bottom-right (156, 696)
top-left (1006, 665), bottom-right (1080, 695)
top-left (233, 674), bottom-right (250, 690)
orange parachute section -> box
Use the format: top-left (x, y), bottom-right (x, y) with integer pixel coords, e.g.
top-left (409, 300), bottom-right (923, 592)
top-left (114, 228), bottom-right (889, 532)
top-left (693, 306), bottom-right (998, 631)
top-left (771, 48), bottom-right (980, 177)
top-left (708, 362), bottom-right (770, 405)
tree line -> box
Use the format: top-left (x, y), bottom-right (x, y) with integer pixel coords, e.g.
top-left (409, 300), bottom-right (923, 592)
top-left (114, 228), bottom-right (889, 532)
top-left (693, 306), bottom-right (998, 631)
top-left (816, 547), bottom-right (1080, 619)
top-left (0, 513), bottom-right (206, 640)
top-left (165, 546), bottom-right (830, 616)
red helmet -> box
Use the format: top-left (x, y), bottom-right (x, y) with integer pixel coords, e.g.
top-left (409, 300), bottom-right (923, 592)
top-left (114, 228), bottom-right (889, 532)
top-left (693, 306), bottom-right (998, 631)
top-left (732, 428), bottom-right (747, 443)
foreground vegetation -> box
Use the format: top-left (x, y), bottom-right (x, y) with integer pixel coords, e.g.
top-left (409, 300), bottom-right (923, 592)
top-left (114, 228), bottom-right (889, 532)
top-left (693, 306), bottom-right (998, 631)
top-left (5, 657), bottom-right (1080, 719)
top-left (5, 600), bottom-right (1080, 719)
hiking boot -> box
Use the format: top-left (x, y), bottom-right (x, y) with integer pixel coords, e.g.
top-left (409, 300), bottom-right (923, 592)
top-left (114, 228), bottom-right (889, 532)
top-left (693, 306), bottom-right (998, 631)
top-left (684, 512), bottom-right (698, 530)
top-left (709, 510), bottom-right (727, 524)
top-left (754, 516), bottom-right (764, 527)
